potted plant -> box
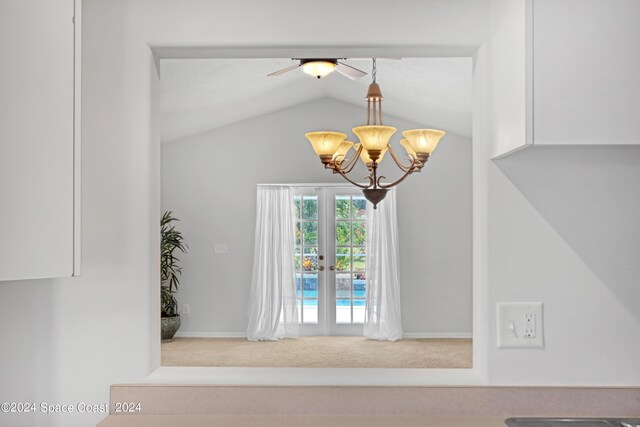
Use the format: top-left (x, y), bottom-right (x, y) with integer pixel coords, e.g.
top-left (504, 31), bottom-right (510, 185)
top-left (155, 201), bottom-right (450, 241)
top-left (161, 210), bottom-right (187, 342)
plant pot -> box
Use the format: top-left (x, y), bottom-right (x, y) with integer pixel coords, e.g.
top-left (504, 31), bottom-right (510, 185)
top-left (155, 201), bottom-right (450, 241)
top-left (161, 315), bottom-right (181, 342)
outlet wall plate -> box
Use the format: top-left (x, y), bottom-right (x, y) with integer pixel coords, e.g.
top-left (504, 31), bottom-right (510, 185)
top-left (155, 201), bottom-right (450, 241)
top-left (497, 302), bottom-right (544, 349)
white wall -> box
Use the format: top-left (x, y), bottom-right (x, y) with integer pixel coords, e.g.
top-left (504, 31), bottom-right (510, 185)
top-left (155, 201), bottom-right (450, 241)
top-left (2, 0), bottom-right (639, 425)
top-left (0, 281), bottom-right (57, 426)
top-left (161, 98), bottom-right (472, 336)
top-left (488, 146), bottom-right (640, 384)
top-left (484, 0), bottom-right (640, 384)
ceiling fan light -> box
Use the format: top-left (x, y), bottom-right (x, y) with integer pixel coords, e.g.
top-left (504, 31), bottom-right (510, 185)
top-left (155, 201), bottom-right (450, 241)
top-left (301, 61), bottom-right (336, 78)
top-left (305, 131), bottom-right (347, 160)
top-left (352, 125), bottom-right (397, 152)
top-left (402, 129), bottom-right (446, 155)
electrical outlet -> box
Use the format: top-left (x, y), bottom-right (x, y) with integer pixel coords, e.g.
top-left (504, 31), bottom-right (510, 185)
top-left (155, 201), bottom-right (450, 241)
top-left (182, 304), bottom-right (190, 315)
top-left (525, 312), bottom-right (535, 325)
top-left (523, 326), bottom-right (535, 338)
top-left (524, 313), bottom-right (536, 338)
top-left (497, 302), bottom-right (544, 349)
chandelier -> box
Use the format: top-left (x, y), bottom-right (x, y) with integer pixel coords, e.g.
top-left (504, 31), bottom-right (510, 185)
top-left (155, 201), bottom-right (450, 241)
top-left (305, 59), bottom-right (446, 208)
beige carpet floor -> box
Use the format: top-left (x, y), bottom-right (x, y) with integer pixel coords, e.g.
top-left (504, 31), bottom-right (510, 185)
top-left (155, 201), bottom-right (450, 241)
top-left (161, 337), bottom-right (472, 369)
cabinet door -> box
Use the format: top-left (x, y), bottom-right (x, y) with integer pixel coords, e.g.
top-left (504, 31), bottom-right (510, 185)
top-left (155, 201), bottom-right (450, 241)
top-left (533, 0), bottom-right (640, 145)
top-left (0, 0), bottom-right (79, 280)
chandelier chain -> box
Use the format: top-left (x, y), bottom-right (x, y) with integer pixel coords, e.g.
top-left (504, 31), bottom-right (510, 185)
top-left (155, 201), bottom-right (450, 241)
top-left (372, 58), bottom-right (377, 82)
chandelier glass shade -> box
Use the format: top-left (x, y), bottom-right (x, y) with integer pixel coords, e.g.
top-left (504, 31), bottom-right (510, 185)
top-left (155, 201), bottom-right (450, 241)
top-left (352, 125), bottom-right (397, 153)
top-left (402, 129), bottom-right (446, 155)
top-left (354, 143), bottom-right (388, 165)
top-left (306, 131), bottom-right (347, 159)
top-left (332, 140), bottom-right (354, 163)
top-left (305, 59), bottom-right (446, 208)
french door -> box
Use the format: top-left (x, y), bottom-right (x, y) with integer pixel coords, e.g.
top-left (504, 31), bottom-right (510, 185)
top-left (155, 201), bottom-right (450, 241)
top-left (292, 187), bottom-right (368, 336)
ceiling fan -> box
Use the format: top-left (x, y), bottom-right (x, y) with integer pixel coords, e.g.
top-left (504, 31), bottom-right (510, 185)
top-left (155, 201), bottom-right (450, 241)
top-left (267, 58), bottom-right (368, 80)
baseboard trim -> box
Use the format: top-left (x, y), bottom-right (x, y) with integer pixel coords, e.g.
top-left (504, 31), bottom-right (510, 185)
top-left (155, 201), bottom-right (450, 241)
top-left (402, 333), bottom-right (472, 339)
top-left (174, 332), bottom-right (472, 339)
top-left (174, 332), bottom-right (247, 338)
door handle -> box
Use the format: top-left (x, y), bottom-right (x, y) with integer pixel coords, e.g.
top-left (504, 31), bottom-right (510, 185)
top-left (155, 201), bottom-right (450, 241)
top-left (329, 266), bottom-right (335, 271)
top-left (318, 266), bottom-right (325, 271)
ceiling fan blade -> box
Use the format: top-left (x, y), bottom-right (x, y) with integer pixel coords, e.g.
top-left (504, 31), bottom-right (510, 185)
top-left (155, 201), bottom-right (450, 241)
top-left (267, 63), bottom-right (300, 77)
top-left (349, 57), bottom-right (401, 60)
top-left (335, 62), bottom-right (368, 80)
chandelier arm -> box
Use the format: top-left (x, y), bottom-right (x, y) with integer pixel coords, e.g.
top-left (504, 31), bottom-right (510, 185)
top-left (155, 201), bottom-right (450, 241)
top-left (332, 167), bottom-right (372, 189)
top-left (387, 144), bottom-right (416, 172)
top-left (377, 166), bottom-right (417, 190)
top-left (337, 144), bottom-right (364, 174)
top-left (340, 157), bottom-right (359, 175)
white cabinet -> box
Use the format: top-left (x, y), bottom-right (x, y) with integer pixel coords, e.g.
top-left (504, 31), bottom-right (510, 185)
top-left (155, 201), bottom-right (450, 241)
top-left (0, 0), bottom-right (80, 280)
top-left (490, 0), bottom-right (640, 157)
top-left (533, 0), bottom-right (640, 145)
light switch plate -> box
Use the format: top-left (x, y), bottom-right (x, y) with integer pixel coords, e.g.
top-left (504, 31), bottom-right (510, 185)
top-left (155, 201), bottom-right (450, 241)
top-left (214, 244), bottom-right (228, 254)
top-left (497, 302), bottom-right (544, 349)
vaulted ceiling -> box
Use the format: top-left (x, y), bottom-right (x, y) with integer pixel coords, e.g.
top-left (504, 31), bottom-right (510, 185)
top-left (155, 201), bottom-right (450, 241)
top-left (160, 57), bottom-right (472, 143)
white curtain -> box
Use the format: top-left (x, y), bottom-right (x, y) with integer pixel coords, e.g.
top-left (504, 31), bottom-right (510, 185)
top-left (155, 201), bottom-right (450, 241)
top-left (364, 189), bottom-right (403, 341)
top-left (247, 186), bottom-right (299, 341)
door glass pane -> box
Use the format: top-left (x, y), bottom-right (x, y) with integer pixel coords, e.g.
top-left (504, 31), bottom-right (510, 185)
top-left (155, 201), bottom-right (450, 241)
top-left (335, 247), bottom-right (351, 271)
top-left (295, 247), bottom-right (301, 271)
top-left (353, 221), bottom-right (366, 246)
top-left (302, 196), bottom-right (318, 220)
top-left (336, 273), bottom-right (351, 298)
top-left (302, 221), bottom-right (318, 246)
top-left (335, 221), bottom-right (350, 246)
top-left (335, 196), bottom-right (351, 219)
top-left (295, 221), bottom-right (301, 246)
top-left (352, 196), bottom-right (367, 219)
top-left (302, 273), bottom-right (318, 298)
top-left (302, 247), bottom-right (318, 271)
top-left (296, 273), bottom-right (302, 298)
top-left (302, 272), bottom-right (318, 324)
top-left (353, 299), bottom-right (366, 323)
top-left (303, 299), bottom-right (318, 323)
top-left (336, 299), bottom-right (351, 324)
top-left (352, 247), bottom-right (366, 272)
top-left (353, 273), bottom-right (366, 298)
top-left (294, 196), bottom-right (301, 219)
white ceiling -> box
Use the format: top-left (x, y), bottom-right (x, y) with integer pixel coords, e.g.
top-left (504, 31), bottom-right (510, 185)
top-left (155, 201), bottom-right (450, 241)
top-left (160, 57), bottom-right (472, 143)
